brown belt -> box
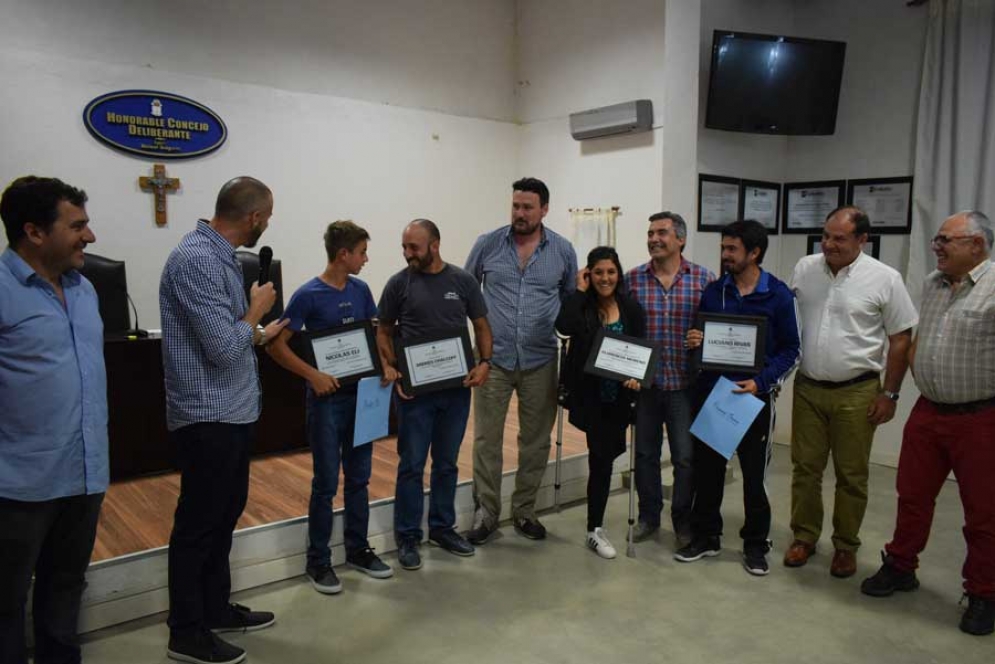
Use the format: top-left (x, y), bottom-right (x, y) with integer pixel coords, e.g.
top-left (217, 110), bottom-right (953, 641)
top-left (926, 396), bottom-right (995, 415)
top-left (800, 371), bottom-right (879, 390)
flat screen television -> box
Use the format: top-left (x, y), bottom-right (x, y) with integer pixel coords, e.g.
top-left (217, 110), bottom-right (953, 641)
top-left (705, 30), bottom-right (846, 136)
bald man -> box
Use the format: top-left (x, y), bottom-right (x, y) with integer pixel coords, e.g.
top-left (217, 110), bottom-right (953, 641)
top-left (160, 177), bottom-right (288, 664)
top-left (377, 219), bottom-right (493, 572)
top-left (861, 211), bottom-right (995, 637)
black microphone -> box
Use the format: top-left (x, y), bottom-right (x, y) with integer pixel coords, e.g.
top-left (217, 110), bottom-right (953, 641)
top-left (258, 246), bottom-right (273, 286)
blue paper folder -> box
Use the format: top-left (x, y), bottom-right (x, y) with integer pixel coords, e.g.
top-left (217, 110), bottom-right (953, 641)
top-left (689, 376), bottom-right (765, 460)
top-left (353, 377), bottom-right (392, 447)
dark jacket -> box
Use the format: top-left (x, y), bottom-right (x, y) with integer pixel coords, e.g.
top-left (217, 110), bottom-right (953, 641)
top-left (694, 270), bottom-right (800, 396)
top-left (555, 290), bottom-right (646, 432)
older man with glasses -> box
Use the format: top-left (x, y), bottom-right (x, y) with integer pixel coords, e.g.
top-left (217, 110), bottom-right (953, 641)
top-left (861, 210), bottom-right (995, 637)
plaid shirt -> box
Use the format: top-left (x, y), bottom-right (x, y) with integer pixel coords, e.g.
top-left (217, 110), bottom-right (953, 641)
top-left (914, 260), bottom-right (995, 404)
top-left (626, 258), bottom-right (715, 390)
top-left (160, 220), bottom-right (260, 431)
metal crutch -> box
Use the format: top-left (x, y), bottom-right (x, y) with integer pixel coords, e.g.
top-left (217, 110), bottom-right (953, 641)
top-left (553, 332), bottom-right (570, 512)
top-left (626, 416), bottom-right (637, 558)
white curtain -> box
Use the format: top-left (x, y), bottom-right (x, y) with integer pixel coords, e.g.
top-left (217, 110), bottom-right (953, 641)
top-left (570, 207), bottom-right (620, 264)
top-left (907, 0), bottom-right (995, 301)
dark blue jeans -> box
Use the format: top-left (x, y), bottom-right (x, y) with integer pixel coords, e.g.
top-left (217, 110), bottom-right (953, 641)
top-left (634, 387), bottom-right (694, 534)
top-left (306, 390), bottom-right (373, 569)
top-left (394, 387), bottom-right (471, 541)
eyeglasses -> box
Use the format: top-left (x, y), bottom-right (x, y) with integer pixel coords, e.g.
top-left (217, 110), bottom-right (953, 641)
top-left (930, 233), bottom-right (978, 247)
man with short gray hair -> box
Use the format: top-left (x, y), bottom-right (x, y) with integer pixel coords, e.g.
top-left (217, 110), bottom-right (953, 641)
top-left (862, 210), bottom-right (995, 637)
top-left (626, 211), bottom-right (714, 547)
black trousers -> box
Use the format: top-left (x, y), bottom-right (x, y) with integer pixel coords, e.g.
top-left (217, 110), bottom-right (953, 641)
top-left (0, 492), bottom-right (104, 664)
top-left (167, 422), bottom-right (254, 635)
top-left (585, 409), bottom-right (627, 532)
top-left (690, 392), bottom-right (775, 551)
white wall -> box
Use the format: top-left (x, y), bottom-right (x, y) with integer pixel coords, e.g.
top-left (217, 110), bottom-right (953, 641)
top-left (1, 0), bottom-right (517, 121)
top-left (0, 1), bottom-right (520, 328)
top-left (515, 0), bottom-right (683, 276)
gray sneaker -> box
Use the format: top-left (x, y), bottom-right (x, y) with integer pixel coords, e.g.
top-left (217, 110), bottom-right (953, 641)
top-left (631, 522), bottom-right (659, 543)
top-left (306, 565), bottom-right (343, 594)
top-left (346, 547), bottom-right (394, 579)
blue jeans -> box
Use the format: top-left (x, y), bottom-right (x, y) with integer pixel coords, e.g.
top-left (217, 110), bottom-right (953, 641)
top-left (394, 387), bottom-right (471, 541)
top-left (306, 391), bottom-right (373, 569)
top-left (634, 387), bottom-right (694, 534)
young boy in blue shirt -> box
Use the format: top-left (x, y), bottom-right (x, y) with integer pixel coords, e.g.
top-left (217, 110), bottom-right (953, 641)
top-left (267, 220), bottom-right (392, 593)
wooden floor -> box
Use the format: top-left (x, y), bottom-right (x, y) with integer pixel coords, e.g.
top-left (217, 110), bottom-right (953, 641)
top-left (93, 395), bottom-right (588, 562)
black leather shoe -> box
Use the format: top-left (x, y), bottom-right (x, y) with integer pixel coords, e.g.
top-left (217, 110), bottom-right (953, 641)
top-left (466, 519), bottom-right (498, 546)
top-left (513, 516), bottom-right (547, 540)
top-left (960, 594), bottom-right (995, 636)
top-left (429, 529), bottom-right (475, 556)
top-left (860, 552), bottom-right (920, 597)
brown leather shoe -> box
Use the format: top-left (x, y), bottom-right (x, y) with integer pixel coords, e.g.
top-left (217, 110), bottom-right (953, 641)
top-left (831, 549), bottom-right (857, 578)
top-left (783, 539), bottom-right (816, 567)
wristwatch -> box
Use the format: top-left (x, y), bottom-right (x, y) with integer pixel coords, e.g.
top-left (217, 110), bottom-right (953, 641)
top-left (883, 390), bottom-right (899, 401)
top-left (478, 358), bottom-right (492, 367)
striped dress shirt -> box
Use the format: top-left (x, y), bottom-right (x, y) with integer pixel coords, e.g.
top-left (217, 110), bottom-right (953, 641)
top-left (159, 220), bottom-right (260, 431)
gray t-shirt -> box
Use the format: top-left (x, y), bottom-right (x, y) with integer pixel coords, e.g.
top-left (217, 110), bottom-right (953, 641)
top-left (378, 263), bottom-right (488, 340)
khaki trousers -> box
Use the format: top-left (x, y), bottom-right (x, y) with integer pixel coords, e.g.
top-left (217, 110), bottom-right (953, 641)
top-left (790, 374), bottom-right (880, 551)
top-left (471, 360), bottom-right (558, 522)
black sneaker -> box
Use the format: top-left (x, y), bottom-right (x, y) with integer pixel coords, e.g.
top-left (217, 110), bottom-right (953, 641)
top-left (207, 603), bottom-right (275, 633)
top-left (429, 528), bottom-right (476, 556)
top-left (674, 537), bottom-right (721, 562)
top-left (860, 552), bottom-right (920, 597)
top-left (513, 516), bottom-right (547, 540)
top-left (398, 537), bottom-right (422, 570)
top-left (306, 564), bottom-right (343, 594)
top-left (168, 629), bottom-right (245, 664)
top-left (346, 547), bottom-right (394, 579)
top-left (466, 510), bottom-right (499, 545)
top-left (959, 594), bottom-right (995, 636)
top-left (631, 521), bottom-right (659, 543)
top-left (742, 542), bottom-right (771, 576)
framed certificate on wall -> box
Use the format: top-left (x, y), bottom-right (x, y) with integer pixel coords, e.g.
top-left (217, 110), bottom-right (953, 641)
top-left (698, 174), bottom-right (742, 232)
top-left (782, 180), bottom-right (845, 233)
top-left (739, 179), bottom-right (780, 234)
top-left (846, 176), bottom-right (913, 234)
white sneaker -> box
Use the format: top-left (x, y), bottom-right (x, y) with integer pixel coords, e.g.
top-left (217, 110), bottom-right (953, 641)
top-left (586, 528), bottom-right (617, 559)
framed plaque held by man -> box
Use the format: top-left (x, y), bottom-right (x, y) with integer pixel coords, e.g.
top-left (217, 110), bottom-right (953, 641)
top-left (692, 312), bottom-right (767, 374)
top-left (583, 329), bottom-right (660, 389)
top-left (395, 327), bottom-right (475, 396)
top-left (301, 320), bottom-right (382, 386)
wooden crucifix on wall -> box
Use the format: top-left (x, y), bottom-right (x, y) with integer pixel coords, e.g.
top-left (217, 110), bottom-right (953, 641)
top-left (138, 164), bottom-right (180, 227)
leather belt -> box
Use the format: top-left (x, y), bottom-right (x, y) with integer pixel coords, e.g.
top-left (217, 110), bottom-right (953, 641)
top-left (926, 396), bottom-right (995, 415)
top-left (800, 371), bottom-right (879, 390)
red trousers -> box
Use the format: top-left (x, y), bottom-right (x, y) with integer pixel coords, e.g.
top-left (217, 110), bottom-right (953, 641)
top-left (885, 397), bottom-right (995, 599)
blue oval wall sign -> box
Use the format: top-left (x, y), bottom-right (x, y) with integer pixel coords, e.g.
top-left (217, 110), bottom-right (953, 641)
top-left (83, 90), bottom-right (227, 159)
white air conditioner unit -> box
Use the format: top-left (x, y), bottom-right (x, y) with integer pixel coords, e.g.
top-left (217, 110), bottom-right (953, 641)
top-left (569, 100), bottom-right (653, 140)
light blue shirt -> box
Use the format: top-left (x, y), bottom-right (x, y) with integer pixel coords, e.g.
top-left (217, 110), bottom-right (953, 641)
top-left (159, 220), bottom-right (260, 431)
top-left (465, 225), bottom-right (576, 371)
top-left (0, 248), bottom-right (109, 501)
